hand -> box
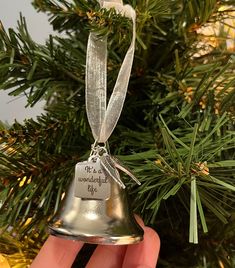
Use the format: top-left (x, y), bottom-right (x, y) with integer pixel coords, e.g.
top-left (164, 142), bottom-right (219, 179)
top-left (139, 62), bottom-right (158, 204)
top-left (31, 217), bottom-right (160, 268)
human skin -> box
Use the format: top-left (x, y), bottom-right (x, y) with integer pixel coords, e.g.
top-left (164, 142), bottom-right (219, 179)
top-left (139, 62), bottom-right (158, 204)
top-left (31, 217), bottom-right (160, 268)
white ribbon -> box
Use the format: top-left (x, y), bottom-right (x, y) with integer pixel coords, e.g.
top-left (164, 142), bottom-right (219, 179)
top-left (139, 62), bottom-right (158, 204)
top-left (86, 0), bottom-right (136, 143)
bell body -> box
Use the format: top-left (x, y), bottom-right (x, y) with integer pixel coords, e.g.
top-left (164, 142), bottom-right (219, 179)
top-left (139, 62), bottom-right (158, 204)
top-left (49, 174), bottom-right (143, 245)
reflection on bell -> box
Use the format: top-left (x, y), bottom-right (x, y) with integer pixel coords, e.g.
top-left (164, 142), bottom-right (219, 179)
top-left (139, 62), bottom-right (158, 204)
top-left (49, 174), bottom-right (144, 245)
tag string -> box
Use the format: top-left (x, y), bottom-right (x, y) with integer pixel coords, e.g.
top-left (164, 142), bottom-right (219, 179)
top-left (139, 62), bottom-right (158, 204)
top-left (85, 0), bottom-right (136, 143)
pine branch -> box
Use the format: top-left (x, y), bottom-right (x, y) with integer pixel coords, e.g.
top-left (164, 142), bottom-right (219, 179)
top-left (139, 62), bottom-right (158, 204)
top-left (0, 113), bottom-right (92, 237)
top-left (32, 0), bottom-right (131, 39)
top-left (121, 116), bottom-right (235, 228)
top-left (0, 0), bottom-right (235, 266)
top-left (0, 16), bottom-right (86, 107)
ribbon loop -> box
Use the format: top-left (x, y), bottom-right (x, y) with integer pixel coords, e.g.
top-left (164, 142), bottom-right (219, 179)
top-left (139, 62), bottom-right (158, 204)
top-left (85, 1), bottom-right (136, 143)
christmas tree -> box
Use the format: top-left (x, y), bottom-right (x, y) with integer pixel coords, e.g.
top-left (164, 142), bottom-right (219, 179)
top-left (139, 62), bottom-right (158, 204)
top-left (1, 0), bottom-right (235, 267)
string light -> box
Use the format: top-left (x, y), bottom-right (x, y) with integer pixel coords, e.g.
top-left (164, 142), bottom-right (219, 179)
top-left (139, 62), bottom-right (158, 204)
top-left (0, 254), bottom-right (10, 268)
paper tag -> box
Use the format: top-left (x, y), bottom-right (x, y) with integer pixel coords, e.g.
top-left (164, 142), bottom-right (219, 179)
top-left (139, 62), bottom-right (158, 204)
top-left (74, 159), bottom-right (111, 200)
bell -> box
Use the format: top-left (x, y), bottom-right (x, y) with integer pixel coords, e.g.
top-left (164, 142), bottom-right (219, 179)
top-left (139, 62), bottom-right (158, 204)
top-left (49, 170), bottom-right (144, 245)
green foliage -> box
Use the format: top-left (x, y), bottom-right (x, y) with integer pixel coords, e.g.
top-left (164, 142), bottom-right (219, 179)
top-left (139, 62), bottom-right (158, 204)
top-left (0, 0), bottom-right (235, 267)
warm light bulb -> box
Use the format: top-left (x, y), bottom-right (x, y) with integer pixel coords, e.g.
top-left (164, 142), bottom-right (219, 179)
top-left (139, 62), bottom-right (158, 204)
top-left (0, 254), bottom-right (10, 268)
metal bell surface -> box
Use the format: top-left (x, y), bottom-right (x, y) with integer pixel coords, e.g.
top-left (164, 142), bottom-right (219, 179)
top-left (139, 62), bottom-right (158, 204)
top-left (49, 174), bottom-right (144, 245)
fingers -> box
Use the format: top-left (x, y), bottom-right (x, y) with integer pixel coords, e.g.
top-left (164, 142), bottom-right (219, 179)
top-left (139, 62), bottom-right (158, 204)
top-left (86, 215), bottom-right (160, 268)
top-left (122, 224), bottom-right (160, 268)
top-left (85, 215), bottom-right (143, 268)
top-left (31, 235), bottom-right (84, 268)
top-left (85, 244), bottom-right (127, 268)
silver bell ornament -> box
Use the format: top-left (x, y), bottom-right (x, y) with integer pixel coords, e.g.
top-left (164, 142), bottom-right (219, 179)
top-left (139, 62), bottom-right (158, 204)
top-left (49, 0), bottom-right (143, 245)
top-left (49, 148), bottom-right (143, 245)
